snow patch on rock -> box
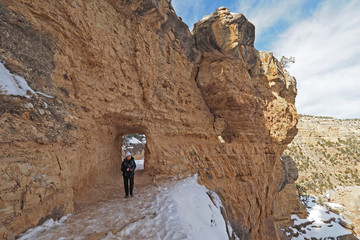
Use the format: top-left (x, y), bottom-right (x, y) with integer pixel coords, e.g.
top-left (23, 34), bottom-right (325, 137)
top-left (0, 61), bottom-right (36, 98)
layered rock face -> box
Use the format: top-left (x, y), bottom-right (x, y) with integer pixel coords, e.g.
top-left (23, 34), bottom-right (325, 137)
top-left (292, 116), bottom-right (360, 144)
top-left (285, 116), bottom-right (360, 196)
top-left (0, 1), bottom-right (297, 239)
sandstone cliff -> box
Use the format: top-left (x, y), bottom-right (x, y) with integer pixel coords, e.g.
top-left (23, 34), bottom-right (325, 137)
top-left (0, 1), bottom-right (298, 239)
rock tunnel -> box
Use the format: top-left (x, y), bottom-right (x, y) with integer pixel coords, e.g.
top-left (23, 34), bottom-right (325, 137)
top-left (0, 1), bottom-right (299, 239)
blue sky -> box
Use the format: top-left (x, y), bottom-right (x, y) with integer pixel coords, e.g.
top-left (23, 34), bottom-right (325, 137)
top-left (172, 0), bottom-right (360, 119)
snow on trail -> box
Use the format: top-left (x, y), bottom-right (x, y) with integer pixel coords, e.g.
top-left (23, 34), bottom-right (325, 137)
top-left (18, 176), bottom-right (231, 240)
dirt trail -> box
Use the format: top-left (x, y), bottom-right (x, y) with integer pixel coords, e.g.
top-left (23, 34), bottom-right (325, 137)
top-left (18, 172), bottom-right (230, 240)
top-left (74, 168), bottom-right (154, 210)
top-left (18, 174), bottom-right (177, 240)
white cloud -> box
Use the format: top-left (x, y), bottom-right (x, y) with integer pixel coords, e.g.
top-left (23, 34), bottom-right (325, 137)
top-left (172, 0), bottom-right (360, 119)
top-left (273, 0), bottom-right (360, 119)
top-left (172, 0), bottom-right (205, 29)
top-left (235, 0), bottom-right (306, 37)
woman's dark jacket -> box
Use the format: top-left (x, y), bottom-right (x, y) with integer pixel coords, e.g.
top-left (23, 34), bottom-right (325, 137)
top-left (121, 157), bottom-right (136, 177)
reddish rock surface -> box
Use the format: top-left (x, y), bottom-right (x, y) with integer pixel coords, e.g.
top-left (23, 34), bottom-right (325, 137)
top-left (0, 1), bottom-right (298, 239)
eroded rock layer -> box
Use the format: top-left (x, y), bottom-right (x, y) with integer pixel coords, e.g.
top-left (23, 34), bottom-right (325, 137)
top-left (0, 2), bottom-right (297, 239)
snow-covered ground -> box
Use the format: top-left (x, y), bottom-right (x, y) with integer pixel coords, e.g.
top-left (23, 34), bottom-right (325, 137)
top-left (15, 168), bottom-right (359, 240)
top-left (286, 196), bottom-right (359, 239)
top-left (127, 137), bottom-right (142, 145)
top-left (18, 176), bottom-right (234, 240)
top-left (135, 159), bottom-right (144, 170)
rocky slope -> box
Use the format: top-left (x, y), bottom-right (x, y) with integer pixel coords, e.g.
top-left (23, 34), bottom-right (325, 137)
top-left (0, 1), bottom-right (298, 239)
top-left (284, 115), bottom-right (360, 194)
top-left (284, 115), bottom-right (360, 235)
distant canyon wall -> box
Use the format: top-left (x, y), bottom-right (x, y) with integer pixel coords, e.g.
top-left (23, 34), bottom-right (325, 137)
top-left (285, 115), bottom-right (360, 195)
top-left (292, 116), bottom-right (360, 144)
top-left (284, 115), bottom-right (360, 235)
top-left (0, 1), bottom-right (297, 239)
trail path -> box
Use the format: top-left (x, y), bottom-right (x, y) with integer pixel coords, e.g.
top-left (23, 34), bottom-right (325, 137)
top-left (16, 171), bottom-right (359, 240)
top-left (18, 174), bottom-right (230, 240)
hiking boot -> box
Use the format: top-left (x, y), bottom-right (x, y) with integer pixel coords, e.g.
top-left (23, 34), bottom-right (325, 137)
top-left (125, 195), bottom-right (129, 198)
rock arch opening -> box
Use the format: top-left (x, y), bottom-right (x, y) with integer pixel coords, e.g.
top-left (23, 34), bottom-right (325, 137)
top-left (121, 133), bottom-right (146, 171)
top-left (115, 128), bottom-right (153, 188)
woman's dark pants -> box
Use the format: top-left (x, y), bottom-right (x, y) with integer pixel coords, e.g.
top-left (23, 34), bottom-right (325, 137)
top-left (123, 174), bottom-right (134, 196)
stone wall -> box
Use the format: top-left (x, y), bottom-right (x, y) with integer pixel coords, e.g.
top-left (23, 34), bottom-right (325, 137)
top-left (0, 1), bottom-right (298, 239)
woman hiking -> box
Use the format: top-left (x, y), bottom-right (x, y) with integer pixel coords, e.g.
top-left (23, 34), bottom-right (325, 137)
top-left (121, 152), bottom-right (137, 198)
